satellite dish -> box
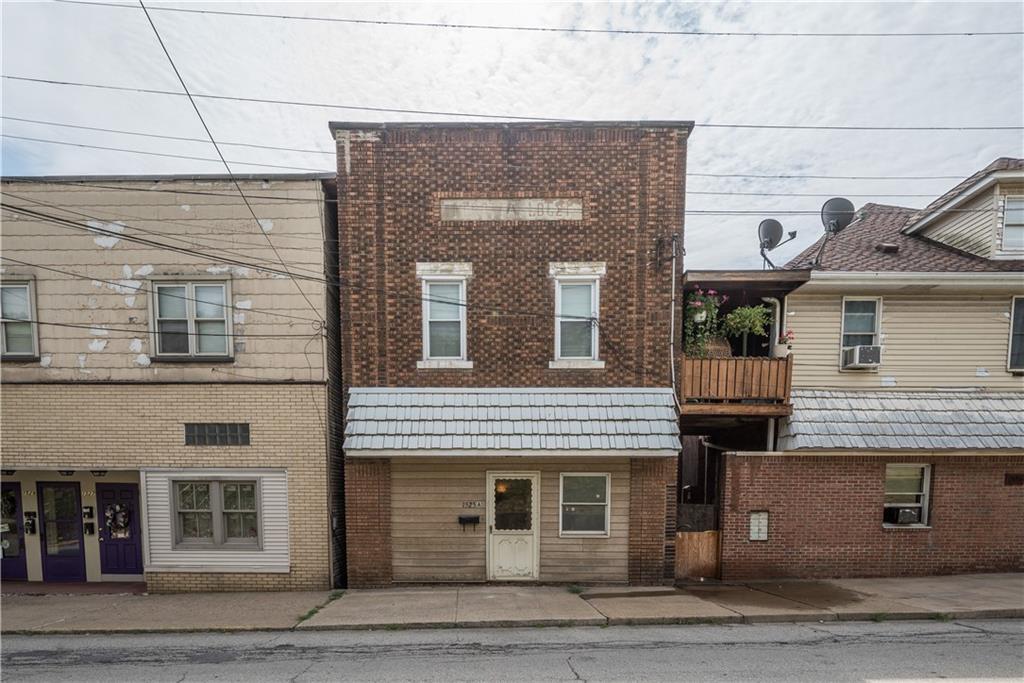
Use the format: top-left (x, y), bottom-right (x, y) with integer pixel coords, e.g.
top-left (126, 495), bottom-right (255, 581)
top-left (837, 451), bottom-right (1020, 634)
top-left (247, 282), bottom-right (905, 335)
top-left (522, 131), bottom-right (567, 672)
top-left (821, 197), bottom-right (855, 233)
top-left (758, 219), bottom-right (784, 251)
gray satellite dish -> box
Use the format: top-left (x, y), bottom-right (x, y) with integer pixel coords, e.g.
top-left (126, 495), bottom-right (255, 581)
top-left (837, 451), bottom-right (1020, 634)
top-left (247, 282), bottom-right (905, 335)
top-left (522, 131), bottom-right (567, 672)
top-left (821, 197), bottom-right (855, 233)
top-left (758, 219), bottom-right (784, 250)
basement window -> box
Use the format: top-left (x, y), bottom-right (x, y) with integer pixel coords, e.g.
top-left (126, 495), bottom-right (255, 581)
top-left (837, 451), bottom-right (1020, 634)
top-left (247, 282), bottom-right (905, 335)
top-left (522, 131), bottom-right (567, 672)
top-left (883, 464), bottom-right (931, 527)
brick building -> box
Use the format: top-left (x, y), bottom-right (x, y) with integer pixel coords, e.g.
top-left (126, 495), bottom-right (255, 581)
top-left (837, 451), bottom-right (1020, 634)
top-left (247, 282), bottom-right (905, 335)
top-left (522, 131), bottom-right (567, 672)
top-left (333, 122), bottom-right (691, 587)
top-left (676, 158), bottom-right (1024, 581)
top-left (0, 175), bottom-right (343, 591)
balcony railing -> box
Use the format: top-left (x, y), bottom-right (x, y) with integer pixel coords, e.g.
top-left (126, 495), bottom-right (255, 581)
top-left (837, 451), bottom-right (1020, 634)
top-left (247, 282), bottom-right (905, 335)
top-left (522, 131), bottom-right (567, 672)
top-left (679, 355), bottom-right (793, 415)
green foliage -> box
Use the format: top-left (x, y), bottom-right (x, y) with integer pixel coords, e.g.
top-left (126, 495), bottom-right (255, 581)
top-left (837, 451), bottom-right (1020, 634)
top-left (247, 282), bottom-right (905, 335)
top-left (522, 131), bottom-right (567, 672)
top-left (721, 305), bottom-right (772, 338)
top-left (567, 584), bottom-right (585, 594)
top-left (684, 287), bottom-right (726, 357)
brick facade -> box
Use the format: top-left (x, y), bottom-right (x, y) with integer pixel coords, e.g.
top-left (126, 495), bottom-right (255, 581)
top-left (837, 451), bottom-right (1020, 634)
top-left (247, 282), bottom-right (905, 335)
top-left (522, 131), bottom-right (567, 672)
top-left (720, 453), bottom-right (1024, 579)
top-left (1, 383), bottom-right (331, 592)
top-left (628, 458), bottom-right (676, 585)
top-left (343, 457), bottom-right (393, 588)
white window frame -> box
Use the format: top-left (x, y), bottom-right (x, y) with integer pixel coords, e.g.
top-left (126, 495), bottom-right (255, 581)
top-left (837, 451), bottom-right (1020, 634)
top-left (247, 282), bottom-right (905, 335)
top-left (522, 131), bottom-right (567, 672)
top-left (553, 277), bottom-right (602, 366)
top-left (558, 472), bottom-right (611, 538)
top-left (171, 478), bottom-right (263, 550)
top-left (999, 195), bottom-right (1024, 254)
top-left (150, 280), bottom-right (233, 359)
top-left (1009, 296), bottom-right (1024, 373)
top-left (0, 280), bottom-right (38, 360)
top-left (882, 464), bottom-right (931, 528)
top-left (839, 296), bottom-right (882, 368)
top-left (419, 277), bottom-right (469, 366)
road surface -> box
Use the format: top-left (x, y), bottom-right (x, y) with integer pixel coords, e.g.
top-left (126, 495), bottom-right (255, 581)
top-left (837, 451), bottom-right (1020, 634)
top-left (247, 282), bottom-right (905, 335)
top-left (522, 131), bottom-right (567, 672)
top-left (3, 619), bottom-right (1022, 682)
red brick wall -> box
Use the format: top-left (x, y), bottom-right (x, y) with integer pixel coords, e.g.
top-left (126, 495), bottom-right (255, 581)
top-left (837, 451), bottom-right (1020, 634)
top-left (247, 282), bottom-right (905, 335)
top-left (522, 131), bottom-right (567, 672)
top-left (336, 124), bottom-right (688, 392)
top-left (629, 458), bottom-right (676, 585)
top-left (721, 454), bottom-right (1024, 579)
top-left (344, 457), bottom-right (392, 588)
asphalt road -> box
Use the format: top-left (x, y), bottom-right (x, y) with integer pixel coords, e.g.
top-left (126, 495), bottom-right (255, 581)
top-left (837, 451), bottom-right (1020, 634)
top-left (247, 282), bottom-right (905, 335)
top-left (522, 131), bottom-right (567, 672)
top-left (3, 619), bottom-right (1022, 682)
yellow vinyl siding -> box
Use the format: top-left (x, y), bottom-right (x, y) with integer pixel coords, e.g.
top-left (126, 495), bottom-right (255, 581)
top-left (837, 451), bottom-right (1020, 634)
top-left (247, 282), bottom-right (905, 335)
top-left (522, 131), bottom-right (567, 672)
top-left (921, 189), bottom-right (996, 257)
top-left (787, 293), bottom-right (1023, 390)
top-left (391, 458), bottom-right (629, 583)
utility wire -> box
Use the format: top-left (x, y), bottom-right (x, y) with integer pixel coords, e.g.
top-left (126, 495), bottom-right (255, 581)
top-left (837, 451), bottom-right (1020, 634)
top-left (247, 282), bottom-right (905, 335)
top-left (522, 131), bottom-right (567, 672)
top-left (54, 1), bottom-right (1024, 37)
top-left (5, 75), bottom-right (1022, 131)
top-left (137, 0), bottom-right (323, 323)
top-left (11, 316), bottom-right (323, 338)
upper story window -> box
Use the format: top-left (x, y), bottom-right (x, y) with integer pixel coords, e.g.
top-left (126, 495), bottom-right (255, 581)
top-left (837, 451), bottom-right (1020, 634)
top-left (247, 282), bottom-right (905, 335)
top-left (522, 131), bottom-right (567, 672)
top-left (550, 262), bottom-right (605, 369)
top-left (841, 298), bottom-right (880, 348)
top-left (1002, 197), bottom-right (1024, 252)
top-left (153, 281), bottom-right (231, 359)
top-left (0, 281), bottom-right (37, 359)
top-left (416, 263), bottom-right (472, 369)
top-left (1010, 297), bottom-right (1024, 373)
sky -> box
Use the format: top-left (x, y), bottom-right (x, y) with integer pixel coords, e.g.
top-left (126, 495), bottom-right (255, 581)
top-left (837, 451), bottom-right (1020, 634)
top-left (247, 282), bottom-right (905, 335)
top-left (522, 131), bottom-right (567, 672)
top-left (2, 1), bottom-right (1022, 269)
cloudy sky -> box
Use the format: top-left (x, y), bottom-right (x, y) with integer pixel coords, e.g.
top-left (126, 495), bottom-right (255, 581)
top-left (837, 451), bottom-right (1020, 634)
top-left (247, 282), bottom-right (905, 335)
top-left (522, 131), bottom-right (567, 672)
top-left (2, 1), bottom-right (1022, 268)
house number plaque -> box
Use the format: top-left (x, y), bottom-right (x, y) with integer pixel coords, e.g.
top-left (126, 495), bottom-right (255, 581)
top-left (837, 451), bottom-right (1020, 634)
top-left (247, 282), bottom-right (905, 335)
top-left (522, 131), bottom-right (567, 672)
top-left (462, 501), bottom-right (483, 509)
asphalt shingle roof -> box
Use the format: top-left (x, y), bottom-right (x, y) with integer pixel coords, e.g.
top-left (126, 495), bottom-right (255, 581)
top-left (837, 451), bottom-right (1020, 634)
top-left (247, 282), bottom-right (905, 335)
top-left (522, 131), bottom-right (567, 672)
top-left (344, 388), bottom-right (681, 453)
top-left (778, 389), bottom-right (1024, 451)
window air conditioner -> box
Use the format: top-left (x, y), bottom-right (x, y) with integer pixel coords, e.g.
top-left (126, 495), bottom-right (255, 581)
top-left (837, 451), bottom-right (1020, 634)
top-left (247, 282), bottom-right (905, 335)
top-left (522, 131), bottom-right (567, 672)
top-left (842, 345), bottom-right (881, 369)
top-left (895, 508), bottom-right (921, 525)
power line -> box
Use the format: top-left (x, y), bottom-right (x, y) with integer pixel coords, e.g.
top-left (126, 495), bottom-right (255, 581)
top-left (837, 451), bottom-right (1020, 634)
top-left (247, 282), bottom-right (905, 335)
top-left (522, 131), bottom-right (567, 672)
top-left (14, 316), bottom-right (324, 338)
top-left (54, 0), bottom-right (1024, 37)
top-left (138, 0), bottom-right (324, 324)
top-left (5, 74), bottom-right (1022, 131)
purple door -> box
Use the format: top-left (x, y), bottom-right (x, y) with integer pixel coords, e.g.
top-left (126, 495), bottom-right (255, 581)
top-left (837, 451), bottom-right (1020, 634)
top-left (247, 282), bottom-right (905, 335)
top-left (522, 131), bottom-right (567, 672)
top-left (97, 483), bottom-right (143, 575)
top-left (37, 482), bottom-right (86, 582)
top-left (2, 483), bottom-right (28, 580)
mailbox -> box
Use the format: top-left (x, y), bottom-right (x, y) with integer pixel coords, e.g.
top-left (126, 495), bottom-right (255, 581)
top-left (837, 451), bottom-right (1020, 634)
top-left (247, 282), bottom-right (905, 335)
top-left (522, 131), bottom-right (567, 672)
top-left (458, 515), bottom-right (480, 529)
top-left (23, 512), bottom-right (37, 535)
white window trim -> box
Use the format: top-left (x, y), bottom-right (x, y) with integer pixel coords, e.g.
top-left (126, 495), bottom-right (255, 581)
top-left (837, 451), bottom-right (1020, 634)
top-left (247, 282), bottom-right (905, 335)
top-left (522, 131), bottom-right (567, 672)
top-left (419, 276), bottom-right (470, 365)
top-left (150, 280), bottom-right (233, 359)
top-left (554, 275), bottom-right (601, 364)
top-left (996, 195), bottom-right (1024, 255)
top-left (1009, 296), bottom-right (1024, 374)
top-left (0, 279), bottom-right (39, 359)
top-left (558, 472), bottom-right (611, 538)
top-left (170, 478), bottom-right (263, 551)
top-left (839, 296), bottom-right (882, 370)
top-left (882, 463), bottom-right (931, 529)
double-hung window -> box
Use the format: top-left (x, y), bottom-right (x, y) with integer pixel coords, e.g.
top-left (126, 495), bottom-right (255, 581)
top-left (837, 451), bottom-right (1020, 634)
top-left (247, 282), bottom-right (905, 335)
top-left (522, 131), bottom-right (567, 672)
top-left (154, 281), bottom-right (230, 358)
top-left (1009, 297), bottom-right (1024, 372)
top-left (560, 473), bottom-right (610, 536)
top-left (416, 263), bottom-right (472, 368)
top-left (1002, 197), bottom-right (1024, 252)
top-left (0, 282), bottom-right (37, 359)
top-left (555, 279), bottom-right (599, 360)
top-left (841, 297), bottom-right (880, 348)
top-left (883, 464), bottom-right (930, 527)
top-left (173, 480), bottom-right (260, 548)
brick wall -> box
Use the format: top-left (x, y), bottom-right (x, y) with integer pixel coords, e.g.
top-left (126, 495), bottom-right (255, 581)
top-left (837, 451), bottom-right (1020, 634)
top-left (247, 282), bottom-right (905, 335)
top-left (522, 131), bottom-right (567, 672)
top-left (335, 123), bottom-right (688, 393)
top-left (344, 457), bottom-right (392, 588)
top-left (721, 453), bottom-right (1024, 579)
top-left (628, 458), bottom-right (675, 585)
top-left (1, 383), bottom-right (331, 592)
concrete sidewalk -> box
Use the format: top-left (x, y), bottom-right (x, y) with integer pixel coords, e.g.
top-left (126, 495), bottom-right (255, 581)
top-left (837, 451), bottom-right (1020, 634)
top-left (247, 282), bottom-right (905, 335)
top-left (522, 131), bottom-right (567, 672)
top-left (3, 573), bottom-right (1022, 634)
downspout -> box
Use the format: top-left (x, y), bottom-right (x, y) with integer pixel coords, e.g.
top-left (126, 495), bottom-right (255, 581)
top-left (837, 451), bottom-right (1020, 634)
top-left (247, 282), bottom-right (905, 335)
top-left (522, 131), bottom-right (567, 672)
top-left (669, 235), bottom-right (680, 410)
top-left (761, 296), bottom-right (781, 355)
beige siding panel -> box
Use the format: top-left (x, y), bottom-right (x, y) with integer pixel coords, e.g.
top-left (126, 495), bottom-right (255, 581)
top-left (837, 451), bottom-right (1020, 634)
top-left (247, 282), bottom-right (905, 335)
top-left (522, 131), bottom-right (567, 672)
top-left (788, 293), bottom-right (1024, 390)
top-left (391, 458), bottom-right (630, 583)
top-left (921, 190), bottom-right (996, 257)
top-left (0, 179), bottom-right (327, 383)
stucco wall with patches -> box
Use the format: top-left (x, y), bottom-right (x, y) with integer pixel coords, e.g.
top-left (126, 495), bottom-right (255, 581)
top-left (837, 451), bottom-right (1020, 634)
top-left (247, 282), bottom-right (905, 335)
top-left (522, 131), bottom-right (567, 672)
top-left (0, 177), bottom-right (329, 382)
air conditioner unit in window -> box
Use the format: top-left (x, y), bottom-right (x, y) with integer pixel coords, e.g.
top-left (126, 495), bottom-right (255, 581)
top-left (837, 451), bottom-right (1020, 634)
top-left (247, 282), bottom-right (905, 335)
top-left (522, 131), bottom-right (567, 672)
top-left (842, 345), bottom-right (881, 369)
top-left (896, 508), bottom-right (921, 525)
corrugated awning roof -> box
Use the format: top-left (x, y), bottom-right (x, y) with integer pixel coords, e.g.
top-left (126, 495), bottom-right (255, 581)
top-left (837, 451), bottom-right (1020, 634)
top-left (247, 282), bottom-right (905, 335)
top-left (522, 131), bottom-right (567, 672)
top-left (778, 389), bottom-right (1024, 451)
top-left (344, 388), bottom-right (680, 455)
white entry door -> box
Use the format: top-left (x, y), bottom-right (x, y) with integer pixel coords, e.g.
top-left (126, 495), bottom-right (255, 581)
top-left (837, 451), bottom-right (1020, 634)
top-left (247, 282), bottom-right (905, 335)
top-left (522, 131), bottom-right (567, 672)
top-left (486, 472), bottom-right (540, 580)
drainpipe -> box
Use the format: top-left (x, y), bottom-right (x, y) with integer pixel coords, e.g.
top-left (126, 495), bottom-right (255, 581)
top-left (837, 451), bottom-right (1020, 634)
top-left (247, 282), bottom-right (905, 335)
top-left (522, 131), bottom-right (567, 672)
top-left (766, 417), bottom-right (776, 451)
top-left (761, 296), bottom-right (781, 355)
top-left (669, 235), bottom-right (680, 409)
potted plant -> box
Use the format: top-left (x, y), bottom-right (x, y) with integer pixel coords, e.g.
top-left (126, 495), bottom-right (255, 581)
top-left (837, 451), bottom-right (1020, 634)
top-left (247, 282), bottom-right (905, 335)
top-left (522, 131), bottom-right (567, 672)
top-left (773, 329), bottom-right (795, 358)
top-left (684, 288), bottom-right (729, 357)
top-left (721, 304), bottom-right (771, 356)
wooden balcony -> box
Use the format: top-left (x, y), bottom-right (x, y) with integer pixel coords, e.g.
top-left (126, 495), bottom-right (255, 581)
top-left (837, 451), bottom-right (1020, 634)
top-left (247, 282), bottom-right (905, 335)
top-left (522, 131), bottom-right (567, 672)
top-left (679, 355), bottom-right (793, 417)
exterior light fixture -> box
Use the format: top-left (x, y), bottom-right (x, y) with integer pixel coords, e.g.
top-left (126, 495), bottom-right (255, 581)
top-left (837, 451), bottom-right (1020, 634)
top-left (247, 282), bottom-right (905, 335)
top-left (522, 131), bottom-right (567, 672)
top-left (90, 470), bottom-right (108, 477)
top-left (58, 470), bottom-right (75, 477)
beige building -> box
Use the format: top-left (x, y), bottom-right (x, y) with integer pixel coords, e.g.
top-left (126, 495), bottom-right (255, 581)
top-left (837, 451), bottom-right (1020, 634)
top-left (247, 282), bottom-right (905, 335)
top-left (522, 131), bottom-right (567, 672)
top-left (0, 174), bottom-right (342, 591)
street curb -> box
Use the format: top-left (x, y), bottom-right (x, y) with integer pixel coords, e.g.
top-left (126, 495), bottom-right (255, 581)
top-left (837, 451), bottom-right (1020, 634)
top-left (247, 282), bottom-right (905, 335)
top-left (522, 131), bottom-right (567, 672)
top-left (740, 613), bottom-right (838, 624)
top-left (605, 616), bottom-right (743, 626)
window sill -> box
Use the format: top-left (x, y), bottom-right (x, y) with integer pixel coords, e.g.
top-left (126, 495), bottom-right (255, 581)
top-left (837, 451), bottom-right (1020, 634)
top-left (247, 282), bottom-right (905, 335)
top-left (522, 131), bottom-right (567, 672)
top-left (882, 524), bottom-right (932, 531)
top-left (151, 356), bottom-right (234, 364)
top-left (559, 532), bottom-right (610, 539)
top-left (417, 359), bottom-right (474, 369)
top-left (1, 356), bottom-right (40, 363)
top-left (549, 359), bottom-right (605, 370)
top-left (173, 543), bottom-right (262, 551)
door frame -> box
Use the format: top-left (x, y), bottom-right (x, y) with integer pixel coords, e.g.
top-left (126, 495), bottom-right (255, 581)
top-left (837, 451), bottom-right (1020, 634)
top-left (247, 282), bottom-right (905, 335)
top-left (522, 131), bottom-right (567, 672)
top-left (485, 470), bottom-right (541, 581)
top-left (1, 482), bottom-right (28, 580)
top-left (36, 481), bottom-right (87, 582)
top-left (95, 482), bottom-right (144, 575)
